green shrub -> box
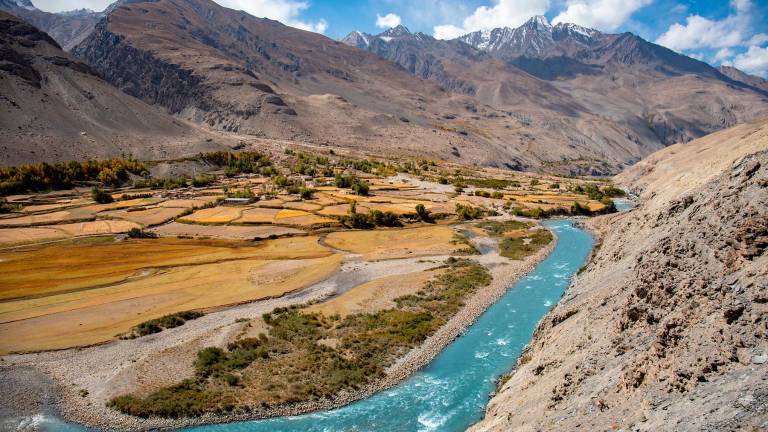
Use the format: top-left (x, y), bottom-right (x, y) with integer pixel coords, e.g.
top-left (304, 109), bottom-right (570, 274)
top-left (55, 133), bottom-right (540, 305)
top-left (127, 228), bottom-right (158, 239)
top-left (108, 260), bottom-right (491, 417)
top-left (0, 197), bottom-right (18, 213)
top-left (128, 311), bottom-right (204, 338)
top-left (571, 201), bottom-right (593, 216)
top-left (499, 229), bottom-right (553, 259)
top-left (415, 204), bottom-right (432, 223)
top-left (134, 176), bottom-right (188, 190)
top-left (91, 187), bottom-right (114, 204)
top-left (299, 187), bottom-right (314, 200)
top-left (192, 175), bottom-right (215, 188)
top-left (455, 203), bottom-right (485, 220)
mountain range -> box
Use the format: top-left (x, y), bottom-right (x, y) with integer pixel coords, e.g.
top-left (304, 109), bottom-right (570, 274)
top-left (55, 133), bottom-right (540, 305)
top-left (1, 0), bottom-right (768, 174)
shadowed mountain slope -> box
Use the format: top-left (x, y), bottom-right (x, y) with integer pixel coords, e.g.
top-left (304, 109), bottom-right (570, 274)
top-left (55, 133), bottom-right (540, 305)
top-left (0, 11), bottom-right (225, 165)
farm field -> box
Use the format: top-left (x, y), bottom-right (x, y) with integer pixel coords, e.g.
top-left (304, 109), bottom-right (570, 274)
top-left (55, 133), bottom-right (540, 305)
top-left (324, 225), bottom-right (466, 260)
top-left (0, 150), bottom-right (624, 363)
top-left (0, 236), bottom-right (339, 354)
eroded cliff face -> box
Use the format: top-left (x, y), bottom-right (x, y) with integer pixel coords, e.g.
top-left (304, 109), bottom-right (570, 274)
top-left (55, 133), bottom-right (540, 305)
top-left (471, 121), bottom-right (768, 431)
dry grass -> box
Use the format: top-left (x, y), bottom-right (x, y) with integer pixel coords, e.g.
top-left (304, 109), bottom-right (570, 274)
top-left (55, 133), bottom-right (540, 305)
top-left (324, 226), bottom-right (461, 260)
top-left (178, 207), bottom-right (245, 224)
top-left (236, 208), bottom-right (280, 224)
top-left (275, 209), bottom-right (310, 219)
top-left (151, 222), bottom-right (303, 239)
top-left (103, 207), bottom-right (189, 227)
top-left (0, 237), bottom-right (340, 354)
top-left (307, 269), bottom-right (443, 317)
top-left (0, 220), bottom-right (141, 245)
top-left (0, 237), bottom-right (331, 301)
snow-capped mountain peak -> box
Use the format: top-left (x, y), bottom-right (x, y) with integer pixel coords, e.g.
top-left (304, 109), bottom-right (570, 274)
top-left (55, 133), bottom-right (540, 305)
top-left (379, 24), bottom-right (412, 38)
top-left (457, 15), bottom-right (603, 58)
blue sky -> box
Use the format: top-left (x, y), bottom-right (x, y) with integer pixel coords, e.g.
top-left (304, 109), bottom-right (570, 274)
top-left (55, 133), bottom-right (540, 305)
top-left (33, 0), bottom-right (768, 76)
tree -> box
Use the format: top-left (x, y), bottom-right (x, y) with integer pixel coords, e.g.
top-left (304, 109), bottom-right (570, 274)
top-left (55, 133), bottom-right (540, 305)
top-left (415, 204), bottom-right (432, 223)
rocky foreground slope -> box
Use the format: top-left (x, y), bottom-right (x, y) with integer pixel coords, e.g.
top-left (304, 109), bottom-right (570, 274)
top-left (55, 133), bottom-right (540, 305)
top-left (471, 119), bottom-right (768, 431)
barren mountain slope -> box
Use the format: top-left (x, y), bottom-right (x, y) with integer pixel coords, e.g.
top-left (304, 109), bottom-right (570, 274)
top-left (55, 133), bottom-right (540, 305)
top-left (471, 119), bottom-right (768, 431)
top-left (0, 0), bottom-right (101, 51)
top-left (0, 11), bottom-right (226, 166)
top-left (66, 0), bottom-right (658, 174)
top-left (71, 0), bottom-right (495, 166)
top-left (343, 18), bottom-right (768, 173)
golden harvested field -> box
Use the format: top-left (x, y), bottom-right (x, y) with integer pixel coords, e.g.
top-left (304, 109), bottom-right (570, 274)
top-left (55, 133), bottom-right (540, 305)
top-left (0, 237), bottom-right (340, 354)
top-left (0, 210), bottom-right (92, 226)
top-left (307, 269), bottom-right (443, 317)
top-left (151, 222), bottom-right (303, 239)
top-left (237, 207), bottom-right (281, 224)
top-left (275, 209), bottom-right (310, 219)
top-left (324, 226), bottom-right (462, 260)
top-left (103, 207), bottom-right (189, 226)
top-left (0, 220), bottom-right (141, 246)
top-left (278, 215), bottom-right (336, 226)
top-left (158, 196), bottom-right (223, 209)
top-left (178, 206), bottom-right (245, 224)
top-left (282, 201), bottom-right (323, 212)
top-left (0, 236), bottom-right (331, 301)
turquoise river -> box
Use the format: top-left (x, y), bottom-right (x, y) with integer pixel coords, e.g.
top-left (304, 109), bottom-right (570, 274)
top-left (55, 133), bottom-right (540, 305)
top-left (41, 219), bottom-right (593, 432)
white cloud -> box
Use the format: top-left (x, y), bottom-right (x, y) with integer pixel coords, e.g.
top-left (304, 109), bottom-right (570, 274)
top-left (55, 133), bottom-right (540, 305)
top-left (655, 0), bottom-right (752, 51)
top-left (433, 24), bottom-right (468, 40)
top-left (376, 13), bottom-right (402, 29)
top-left (215, 0), bottom-right (327, 33)
top-left (713, 48), bottom-right (735, 62)
top-left (748, 33), bottom-right (768, 46)
top-left (33, 0), bottom-right (328, 34)
top-left (729, 45), bottom-right (768, 77)
top-left (552, 0), bottom-right (652, 32)
top-left (432, 0), bottom-right (549, 39)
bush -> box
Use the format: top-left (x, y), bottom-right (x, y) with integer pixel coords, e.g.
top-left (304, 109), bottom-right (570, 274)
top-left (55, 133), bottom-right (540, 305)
top-left (455, 203), bottom-right (485, 220)
top-left (571, 201), bottom-right (593, 216)
top-left (368, 210), bottom-right (401, 227)
top-left (134, 176), bottom-right (188, 190)
top-left (499, 229), bottom-right (553, 259)
top-left (91, 187), bottom-right (113, 204)
top-left (299, 187), bottom-right (314, 200)
top-left (335, 175), bottom-right (369, 196)
top-left (127, 228), bottom-right (158, 239)
top-left (415, 203), bottom-right (432, 223)
top-left (192, 175), bottom-right (215, 188)
top-left (491, 191), bottom-right (504, 199)
top-left (0, 197), bottom-right (18, 213)
top-left (128, 311), bottom-right (204, 338)
top-left (549, 183), bottom-right (560, 189)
